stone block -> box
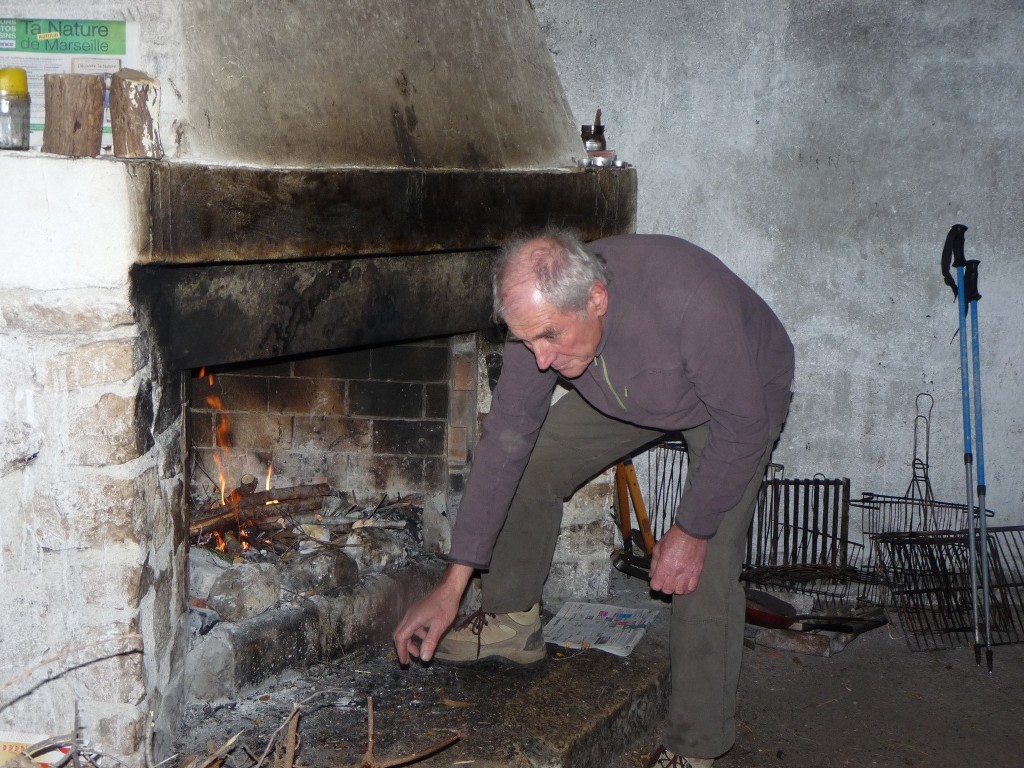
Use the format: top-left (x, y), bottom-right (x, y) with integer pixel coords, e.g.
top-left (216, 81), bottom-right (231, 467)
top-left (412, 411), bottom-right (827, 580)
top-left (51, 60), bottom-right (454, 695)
top-left (78, 554), bottom-right (146, 608)
top-left (73, 645), bottom-right (146, 705)
top-left (420, 501), bottom-right (452, 554)
top-left (70, 392), bottom-right (140, 465)
top-left (449, 389), bottom-right (474, 429)
top-left (184, 632), bottom-right (236, 702)
top-left (544, 558), bottom-right (612, 604)
top-left (0, 288), bottom-right (135, 334)
top-left (279, 548), bottom-right (359, 594)
top-left (341, 526), bottom-right (416, 573)
top-left (207, 563), bottom-right (280, 622)
top-left (68, 474), bottom-right (145, 546)
top-left (87, 703), bottom-right (145, 758)
top-left (0, 418), bottom-right (43, 475)
top-left (56, 338), bottom-right (136, 389)
top-left (188, 547), bottom-right (232, 601)
top-left (188, 410), bottom-right (214, 448)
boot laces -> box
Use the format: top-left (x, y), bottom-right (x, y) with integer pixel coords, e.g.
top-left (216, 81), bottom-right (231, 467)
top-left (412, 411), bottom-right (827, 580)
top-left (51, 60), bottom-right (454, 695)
top-left (452, 608), bottom-right (493, 656)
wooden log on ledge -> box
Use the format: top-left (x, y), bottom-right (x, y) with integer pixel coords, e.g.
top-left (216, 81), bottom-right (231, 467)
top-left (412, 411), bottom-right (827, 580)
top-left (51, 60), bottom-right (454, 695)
top-left (41, 73), bottom-right (105, 157)
top-left (109, 68), bottom-right (163, 159)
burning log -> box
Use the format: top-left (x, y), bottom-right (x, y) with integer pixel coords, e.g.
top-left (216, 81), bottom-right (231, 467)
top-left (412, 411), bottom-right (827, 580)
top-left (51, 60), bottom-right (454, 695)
top-left (189, 483), bottom-right (332, 537)
top-left (234, 482), bottom-right (332, 512)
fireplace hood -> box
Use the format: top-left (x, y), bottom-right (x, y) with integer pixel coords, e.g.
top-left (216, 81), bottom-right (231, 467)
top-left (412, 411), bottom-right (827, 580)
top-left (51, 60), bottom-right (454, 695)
top-left (132, 0), bottom-right (636, 369)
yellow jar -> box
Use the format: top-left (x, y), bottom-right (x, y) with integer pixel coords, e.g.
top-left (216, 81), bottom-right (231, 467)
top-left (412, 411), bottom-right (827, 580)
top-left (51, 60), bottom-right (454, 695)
top-left (0, 67), bottom-right (31, 150)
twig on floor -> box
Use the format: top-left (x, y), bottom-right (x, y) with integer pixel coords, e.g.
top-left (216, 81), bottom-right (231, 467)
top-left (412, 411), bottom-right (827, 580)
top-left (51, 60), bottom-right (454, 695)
top-left (360, 696), bottom-right (461, 768)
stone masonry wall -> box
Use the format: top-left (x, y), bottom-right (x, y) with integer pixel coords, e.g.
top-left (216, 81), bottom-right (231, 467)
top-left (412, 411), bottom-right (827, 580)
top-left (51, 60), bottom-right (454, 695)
top-left (0, 287), bottom-right (187, 761)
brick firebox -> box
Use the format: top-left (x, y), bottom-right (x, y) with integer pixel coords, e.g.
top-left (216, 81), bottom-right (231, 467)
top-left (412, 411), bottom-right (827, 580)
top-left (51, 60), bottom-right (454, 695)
top-left (187, 336), bottom-right (479, 542)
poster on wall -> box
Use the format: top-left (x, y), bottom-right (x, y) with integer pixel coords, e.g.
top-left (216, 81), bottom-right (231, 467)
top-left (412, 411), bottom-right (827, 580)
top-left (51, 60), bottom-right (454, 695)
top-left (0, 18), bottom-right (140, 151)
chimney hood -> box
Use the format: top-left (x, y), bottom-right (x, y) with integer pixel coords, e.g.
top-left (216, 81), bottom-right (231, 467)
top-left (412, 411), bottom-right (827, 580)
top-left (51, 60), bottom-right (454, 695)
top-left (132, 0), bottom-right (636, 368)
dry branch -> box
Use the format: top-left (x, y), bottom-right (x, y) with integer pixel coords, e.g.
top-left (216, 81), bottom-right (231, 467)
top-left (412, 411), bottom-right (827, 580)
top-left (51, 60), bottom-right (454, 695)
top-left (360, 696), bottom-right (460, 768)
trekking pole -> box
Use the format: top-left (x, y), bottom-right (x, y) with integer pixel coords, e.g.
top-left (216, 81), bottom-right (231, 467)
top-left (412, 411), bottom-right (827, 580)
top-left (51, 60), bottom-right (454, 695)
top-left (939, 224), bottom-right (983, 662)
top-left (964, 258), bottom-right (994, 671)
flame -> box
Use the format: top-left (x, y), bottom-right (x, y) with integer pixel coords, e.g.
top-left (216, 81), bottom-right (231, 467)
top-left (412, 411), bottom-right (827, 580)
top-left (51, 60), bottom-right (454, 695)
top-left (201, 375), bottom-right (233, 507)
top-left (196, 370), bottom-right (276, 554)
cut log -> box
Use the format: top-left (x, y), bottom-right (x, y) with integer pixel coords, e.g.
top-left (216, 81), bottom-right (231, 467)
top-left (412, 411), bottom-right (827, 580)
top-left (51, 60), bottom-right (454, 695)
top-left (109, 68), bottom-right (163, 159)
top-left (41, 73), bottom-right (105, 157)
top-left (234, 483), bottom-right (332, 512)
top-left (190, 487), bottom-right (331, 536)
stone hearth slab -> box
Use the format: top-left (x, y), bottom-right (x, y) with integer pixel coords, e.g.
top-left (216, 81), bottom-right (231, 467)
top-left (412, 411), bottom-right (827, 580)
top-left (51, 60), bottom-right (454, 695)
top-left (177, 568), bottom-right (672, 767)
top-left (185, 556), bottom-right (447, 703)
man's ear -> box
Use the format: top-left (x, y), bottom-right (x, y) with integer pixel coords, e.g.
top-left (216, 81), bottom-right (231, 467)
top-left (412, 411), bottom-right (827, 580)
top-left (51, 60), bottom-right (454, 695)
top-left (588, 282), bottom-right (609, 317)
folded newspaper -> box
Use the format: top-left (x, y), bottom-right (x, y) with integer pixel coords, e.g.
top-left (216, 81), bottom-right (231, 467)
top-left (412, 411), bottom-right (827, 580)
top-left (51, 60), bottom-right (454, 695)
top-left (543, 601), bottom-right (661, 657)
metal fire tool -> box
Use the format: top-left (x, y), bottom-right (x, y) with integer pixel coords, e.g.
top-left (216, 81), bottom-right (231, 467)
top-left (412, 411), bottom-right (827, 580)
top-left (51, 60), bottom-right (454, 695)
top-left (940, 223), bottom-right (994, 671)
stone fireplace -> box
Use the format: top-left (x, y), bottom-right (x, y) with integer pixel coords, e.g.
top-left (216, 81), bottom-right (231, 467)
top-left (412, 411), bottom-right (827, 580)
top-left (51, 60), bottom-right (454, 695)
top-left (0, 1), bottom-right (635, 764)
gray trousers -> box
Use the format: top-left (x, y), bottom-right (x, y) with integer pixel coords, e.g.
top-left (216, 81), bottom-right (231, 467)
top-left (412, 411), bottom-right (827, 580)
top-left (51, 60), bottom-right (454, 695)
top-left (480, 390), bottom-right (782, 758)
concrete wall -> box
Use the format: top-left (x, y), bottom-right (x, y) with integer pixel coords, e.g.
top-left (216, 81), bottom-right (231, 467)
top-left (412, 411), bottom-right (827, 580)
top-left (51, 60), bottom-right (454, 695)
top-left (535, 0), bottom-right (1024, 521)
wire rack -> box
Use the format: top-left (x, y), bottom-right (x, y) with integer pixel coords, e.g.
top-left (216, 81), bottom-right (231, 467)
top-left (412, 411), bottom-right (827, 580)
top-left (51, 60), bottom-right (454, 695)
top-left (743, 464), bottom-right (861, 603)
top-left (850, 486), bottom-right (974, 605)
top-left (873, 526), bottom-right (1024, 651)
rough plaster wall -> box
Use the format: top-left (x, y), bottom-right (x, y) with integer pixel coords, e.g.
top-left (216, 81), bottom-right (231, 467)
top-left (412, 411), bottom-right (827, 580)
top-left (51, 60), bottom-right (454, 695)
top-left (535, 0), bottom-right (1024, 522)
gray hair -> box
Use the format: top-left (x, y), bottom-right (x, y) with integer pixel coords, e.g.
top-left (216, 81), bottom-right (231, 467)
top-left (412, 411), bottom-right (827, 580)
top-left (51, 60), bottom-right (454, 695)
top-left (492, 228), bottom-right (608, 322)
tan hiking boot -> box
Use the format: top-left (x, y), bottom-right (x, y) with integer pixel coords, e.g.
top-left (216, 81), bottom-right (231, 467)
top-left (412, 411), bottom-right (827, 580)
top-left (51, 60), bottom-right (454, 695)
top-left (434, 604), bottom-right (546, 666)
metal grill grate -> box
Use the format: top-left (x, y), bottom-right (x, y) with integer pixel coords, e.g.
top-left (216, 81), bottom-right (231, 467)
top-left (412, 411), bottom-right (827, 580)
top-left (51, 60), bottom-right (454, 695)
top-left (742, 465), bottom-right (860, 602)
top-left (873, 526), bottom-right (1024, 651)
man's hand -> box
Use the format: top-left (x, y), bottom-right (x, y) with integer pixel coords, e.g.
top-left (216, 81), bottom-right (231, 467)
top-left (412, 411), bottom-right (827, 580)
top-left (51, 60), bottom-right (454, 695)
top-left (649, 525), bottom-right (709, 595)
top-left (392, 563), bottom-right (473, 664)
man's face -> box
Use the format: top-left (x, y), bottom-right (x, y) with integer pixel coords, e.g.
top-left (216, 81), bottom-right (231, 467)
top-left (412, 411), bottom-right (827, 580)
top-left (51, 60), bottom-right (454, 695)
top-left (502, 281), bottom-right (608, 379)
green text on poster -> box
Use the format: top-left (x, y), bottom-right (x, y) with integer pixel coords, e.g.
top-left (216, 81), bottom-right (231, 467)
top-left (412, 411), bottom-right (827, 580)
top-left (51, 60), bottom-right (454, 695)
top-left (0, 19), bottom-right (126, 55)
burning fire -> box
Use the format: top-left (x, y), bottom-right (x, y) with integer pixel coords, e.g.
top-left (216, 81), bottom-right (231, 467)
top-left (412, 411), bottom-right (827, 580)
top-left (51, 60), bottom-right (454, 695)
top-left (196, 368), bottom-right (279, 554)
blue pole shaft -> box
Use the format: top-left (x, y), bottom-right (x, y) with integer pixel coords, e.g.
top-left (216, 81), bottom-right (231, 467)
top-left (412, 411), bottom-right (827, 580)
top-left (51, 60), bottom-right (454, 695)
top-left (969, 293), bottom-right (993, 667)
top-left (956, 266), bottom-right (981, 652)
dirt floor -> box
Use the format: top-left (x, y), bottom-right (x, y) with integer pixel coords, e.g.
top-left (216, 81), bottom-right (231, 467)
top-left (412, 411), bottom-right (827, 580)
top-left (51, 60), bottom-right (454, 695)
top-left (712, 628), bottom-right (1022, 768)
top-left (176, 578), bottom-right (1024, 768)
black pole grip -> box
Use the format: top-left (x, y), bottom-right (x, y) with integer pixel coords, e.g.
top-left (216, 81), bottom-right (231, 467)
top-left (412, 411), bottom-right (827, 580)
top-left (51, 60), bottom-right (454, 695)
top-left (940, 223), bottom-right (968, 299)
top-left (964, 259), bottom-right (982, 304)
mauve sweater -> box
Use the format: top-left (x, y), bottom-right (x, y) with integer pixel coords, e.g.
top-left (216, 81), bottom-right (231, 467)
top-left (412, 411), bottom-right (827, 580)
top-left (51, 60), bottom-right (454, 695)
top-left (447, 234), bottom-right (795, 569)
